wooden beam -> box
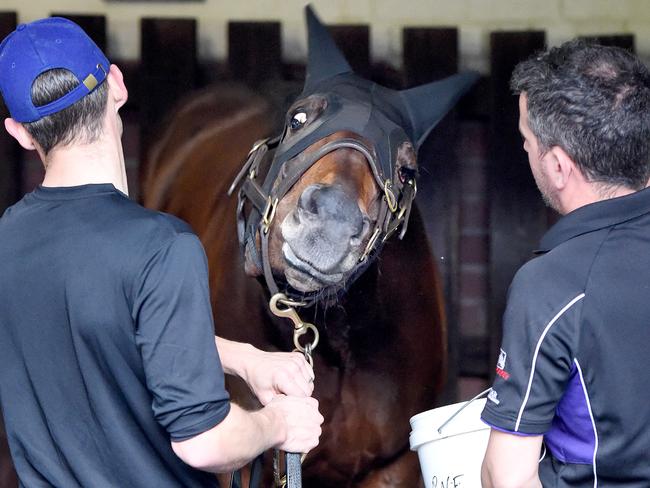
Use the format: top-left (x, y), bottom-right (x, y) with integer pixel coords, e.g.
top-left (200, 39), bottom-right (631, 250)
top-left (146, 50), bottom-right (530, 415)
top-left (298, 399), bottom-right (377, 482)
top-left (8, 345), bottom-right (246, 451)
top-left (139, 17), bottom-right (197, 197)
top-left (328, 24), bottom-right (371, 79)
top-left (581, 34), bottom-right (635, 52)
top-left (403, 27), bottom-right (464, 402)
top-left (403, 27), bottom-right (458, 87)
top-left (0, 12), bottom-right (21, 216)
top-left (0, 12), bottom-right (19, 486)
top-left (50, 13), bottom-right (106, 53)
top-left (228, 21), bottom-right (282, 86)
top-left (488, 31), bottom-right (547, 379)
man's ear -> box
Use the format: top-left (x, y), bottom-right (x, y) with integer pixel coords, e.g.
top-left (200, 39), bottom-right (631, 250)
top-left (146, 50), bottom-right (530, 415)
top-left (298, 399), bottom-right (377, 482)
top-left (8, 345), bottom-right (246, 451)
top-left (106, 64), bottom-right (128, 111)
top-left (547, 145), bottom-right (577, 190)
top-left (4, 118), bottom-right (37, 151)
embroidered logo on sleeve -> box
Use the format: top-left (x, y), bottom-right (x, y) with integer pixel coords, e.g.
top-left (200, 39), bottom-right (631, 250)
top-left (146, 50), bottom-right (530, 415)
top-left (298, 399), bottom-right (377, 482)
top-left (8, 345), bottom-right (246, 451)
top-left (496, 348), bottom-right (510, 380)
top-left (488, 389), bottom-right (500, 405)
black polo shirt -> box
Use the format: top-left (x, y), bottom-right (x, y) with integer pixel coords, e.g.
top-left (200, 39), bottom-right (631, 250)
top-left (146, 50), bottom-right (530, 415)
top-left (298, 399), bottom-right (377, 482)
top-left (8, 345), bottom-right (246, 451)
top-left (0, 184), bottom-right (230, 487)
top-left (482, 187), bottom-right (650, 487)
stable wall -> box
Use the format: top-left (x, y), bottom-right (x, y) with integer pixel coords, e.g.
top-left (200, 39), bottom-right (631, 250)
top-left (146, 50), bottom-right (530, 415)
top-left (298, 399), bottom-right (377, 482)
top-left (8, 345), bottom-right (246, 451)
top-left (2, 0), bottom-right (650, 70)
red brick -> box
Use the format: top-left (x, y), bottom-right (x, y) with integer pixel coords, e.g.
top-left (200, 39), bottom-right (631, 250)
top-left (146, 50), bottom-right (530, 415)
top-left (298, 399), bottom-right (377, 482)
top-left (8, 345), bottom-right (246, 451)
top-left (121, 120), bottom-right (140, 160)
top-left (459, 298), bottom-right (487, 336)
top-left (460, 163), bottom-right (487, 194)
top-left (460, 196), bottom-right (489, 229)
top-left (457, 122), bottom-right (488, 159)
top-left (460, 266), bottom-right (488, 298)
top-left (458, 377), bottom-right (490, 402)
top-left (459, 234), bottom-right (489, 263)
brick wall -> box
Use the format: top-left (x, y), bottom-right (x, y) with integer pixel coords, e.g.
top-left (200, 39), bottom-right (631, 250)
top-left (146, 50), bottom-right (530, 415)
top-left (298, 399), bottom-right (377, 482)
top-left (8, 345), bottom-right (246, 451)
top-left (457, 122), bottom-right (491, 399)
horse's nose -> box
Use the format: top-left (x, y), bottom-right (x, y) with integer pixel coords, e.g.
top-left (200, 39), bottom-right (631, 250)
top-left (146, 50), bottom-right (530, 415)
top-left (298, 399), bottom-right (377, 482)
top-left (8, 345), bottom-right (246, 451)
top-left (297, 184), bottom-right (365, 241)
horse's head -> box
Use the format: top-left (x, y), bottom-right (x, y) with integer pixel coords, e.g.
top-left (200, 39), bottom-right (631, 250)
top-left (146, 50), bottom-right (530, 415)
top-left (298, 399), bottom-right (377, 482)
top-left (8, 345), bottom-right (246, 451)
top-left (231, 6), bottom-right (477, 301)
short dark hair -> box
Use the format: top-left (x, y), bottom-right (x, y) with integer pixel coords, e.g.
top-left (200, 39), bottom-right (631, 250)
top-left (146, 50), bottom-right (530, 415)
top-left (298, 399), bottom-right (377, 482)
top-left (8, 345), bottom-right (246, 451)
top-left (23, 68), bottom-right (108, 155)
top-left (511, 39), bottom-right (650, 190)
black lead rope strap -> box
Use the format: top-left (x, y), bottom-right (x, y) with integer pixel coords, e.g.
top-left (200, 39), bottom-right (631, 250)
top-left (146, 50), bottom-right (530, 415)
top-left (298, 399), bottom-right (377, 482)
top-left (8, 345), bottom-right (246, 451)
top-left (271, 450), bottom-right (302, 488)
top-left (229, 452), bottom-right (263, 488)
top-left (228, 450), bottom-right (298, 488)
top-left (285, 453), bottom-right (302, 488)
top-left (266, 296), bottom-right (318, 488)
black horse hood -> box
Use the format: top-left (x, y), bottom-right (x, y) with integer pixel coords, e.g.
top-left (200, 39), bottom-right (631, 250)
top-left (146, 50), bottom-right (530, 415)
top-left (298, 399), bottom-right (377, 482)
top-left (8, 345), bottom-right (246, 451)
top-left (271, 5), bottom-right (479, 183)
top-left (232, 5), bottom-right (479, 303)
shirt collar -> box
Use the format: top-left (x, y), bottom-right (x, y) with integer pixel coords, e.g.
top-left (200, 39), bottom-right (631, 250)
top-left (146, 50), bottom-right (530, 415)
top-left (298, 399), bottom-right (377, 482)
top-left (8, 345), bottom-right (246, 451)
top-left (32, 183), bottom-right (125, 201)
top-left (536, 187), bottom-right (650, 253)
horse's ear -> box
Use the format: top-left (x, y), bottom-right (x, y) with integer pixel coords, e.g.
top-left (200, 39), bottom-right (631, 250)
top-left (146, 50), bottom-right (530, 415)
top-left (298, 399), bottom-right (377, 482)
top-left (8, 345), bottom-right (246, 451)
top-left (304, 4), bottom-right (352, 92)
top-left (395, 141), bottom-right (418, 189)
top-left (399, 72), bottom-right (479, 148)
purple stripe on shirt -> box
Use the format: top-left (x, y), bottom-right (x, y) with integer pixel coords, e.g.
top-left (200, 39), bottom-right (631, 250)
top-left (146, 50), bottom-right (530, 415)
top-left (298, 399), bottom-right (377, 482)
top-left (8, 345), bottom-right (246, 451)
top-left (544, 363), bottom-right (595, 464)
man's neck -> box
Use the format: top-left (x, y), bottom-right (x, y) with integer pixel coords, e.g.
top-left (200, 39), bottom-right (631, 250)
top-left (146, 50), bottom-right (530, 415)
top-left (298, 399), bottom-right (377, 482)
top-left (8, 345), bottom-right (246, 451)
top-left (41, 136), bottom-right (129, 196)
top-left (560, 181), bottom-right (635, 214)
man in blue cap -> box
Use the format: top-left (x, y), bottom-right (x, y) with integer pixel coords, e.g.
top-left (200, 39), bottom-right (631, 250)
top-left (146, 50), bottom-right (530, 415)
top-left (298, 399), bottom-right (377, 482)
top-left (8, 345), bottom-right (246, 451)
top-left (0, 17), bottom-right (322, 487)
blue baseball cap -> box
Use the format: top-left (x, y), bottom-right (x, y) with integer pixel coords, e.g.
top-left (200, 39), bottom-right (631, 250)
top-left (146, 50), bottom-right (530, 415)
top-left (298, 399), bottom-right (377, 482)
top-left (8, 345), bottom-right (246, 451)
top-left (0, 17), bottom-right (110, 123)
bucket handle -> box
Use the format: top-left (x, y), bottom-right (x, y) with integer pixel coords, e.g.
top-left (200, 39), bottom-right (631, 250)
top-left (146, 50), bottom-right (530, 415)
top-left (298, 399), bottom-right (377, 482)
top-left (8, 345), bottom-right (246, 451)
top-left (436, 388), bottom-right (546, 464)
top-left (437, 387), bottom-right (492, 435)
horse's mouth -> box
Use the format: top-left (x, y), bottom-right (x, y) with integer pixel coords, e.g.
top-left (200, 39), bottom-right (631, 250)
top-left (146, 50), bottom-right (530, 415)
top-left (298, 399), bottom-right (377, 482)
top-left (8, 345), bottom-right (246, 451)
top-left (282, 243), bottom-right (344, 292)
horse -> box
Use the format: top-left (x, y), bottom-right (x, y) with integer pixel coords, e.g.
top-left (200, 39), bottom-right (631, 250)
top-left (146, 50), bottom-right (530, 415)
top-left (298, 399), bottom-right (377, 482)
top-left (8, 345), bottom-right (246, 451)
top-left (0, 419), bottom-right (17, 488)
top-left (144, 7), bottom-right (476, 486)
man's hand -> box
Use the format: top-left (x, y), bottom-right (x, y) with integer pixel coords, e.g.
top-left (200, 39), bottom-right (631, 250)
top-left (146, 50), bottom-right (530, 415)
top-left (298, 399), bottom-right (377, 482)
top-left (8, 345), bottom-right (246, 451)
top-left (262, 395), bottom-right (323, 454)
top-left (215, 337), bottom-right (315, 404)
top-left (172, 338), bottom-right (323, 473)
top-left (241, 350), bottom-right (315, 405)
top-left (172, 397), bottom-right (323, 473)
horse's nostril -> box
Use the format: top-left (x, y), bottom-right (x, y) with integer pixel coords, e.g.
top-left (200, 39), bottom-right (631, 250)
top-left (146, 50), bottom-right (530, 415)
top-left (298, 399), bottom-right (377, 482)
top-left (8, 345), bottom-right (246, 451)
top-left (307, 193), bottom-right (319, 216)
top-left (297, 184), bottom-right (365, 241)
top-left (298, 184), bottom-right (323, 216)
top-left (350, 217), bottom-right (370, 248)
top-left (299, 184), bottom-right (352, 219)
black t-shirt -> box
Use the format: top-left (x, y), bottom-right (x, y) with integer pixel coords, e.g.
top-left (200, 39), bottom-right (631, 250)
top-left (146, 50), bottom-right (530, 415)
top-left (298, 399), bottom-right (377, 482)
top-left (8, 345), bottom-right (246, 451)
top-left (0, 184), bottom-right (230, 487)
top-left (482, 188), bottom-right (650, 487)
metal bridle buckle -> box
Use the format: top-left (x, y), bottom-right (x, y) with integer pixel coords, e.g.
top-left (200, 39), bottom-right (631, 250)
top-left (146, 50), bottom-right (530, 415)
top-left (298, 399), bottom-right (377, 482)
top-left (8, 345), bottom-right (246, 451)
top-left (248, 137), bottom-right (268, 157)
top-left (383, 179), bottom-right (398, 213)
top-left (397, 179), bottom-right (417, 220)
top-left (359, 227), bottom-right (381, 262)
top-left (262, 197), bottom-right (279, 234)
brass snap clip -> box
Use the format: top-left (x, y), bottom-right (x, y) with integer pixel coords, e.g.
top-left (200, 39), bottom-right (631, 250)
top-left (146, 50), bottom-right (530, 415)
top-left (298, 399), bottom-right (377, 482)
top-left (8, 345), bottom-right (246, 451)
top-left (269, 293), bottom-right (320, 356)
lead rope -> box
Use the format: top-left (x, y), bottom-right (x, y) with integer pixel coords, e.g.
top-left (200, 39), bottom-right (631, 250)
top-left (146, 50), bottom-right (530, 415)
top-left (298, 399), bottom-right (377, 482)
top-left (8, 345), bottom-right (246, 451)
top-left (269, 293), bottom-right (320, 488)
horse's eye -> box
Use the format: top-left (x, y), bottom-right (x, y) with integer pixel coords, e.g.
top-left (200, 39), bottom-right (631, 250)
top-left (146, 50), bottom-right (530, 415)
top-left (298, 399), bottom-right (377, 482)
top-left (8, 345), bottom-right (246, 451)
top-left (290, 111), bottom-right (307, 130)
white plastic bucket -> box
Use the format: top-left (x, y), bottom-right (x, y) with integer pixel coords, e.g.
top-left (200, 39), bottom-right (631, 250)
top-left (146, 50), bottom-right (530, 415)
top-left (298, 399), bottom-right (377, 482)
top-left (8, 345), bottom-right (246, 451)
top-left (409, 397), bottom-right (490, 488)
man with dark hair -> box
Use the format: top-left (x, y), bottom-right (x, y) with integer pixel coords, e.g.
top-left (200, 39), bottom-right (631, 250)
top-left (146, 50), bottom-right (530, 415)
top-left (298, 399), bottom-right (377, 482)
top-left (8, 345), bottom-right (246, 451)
top-left (0, 17), bottom-right (322, 487)
top-left (481, 39), bottom-right (650, 487)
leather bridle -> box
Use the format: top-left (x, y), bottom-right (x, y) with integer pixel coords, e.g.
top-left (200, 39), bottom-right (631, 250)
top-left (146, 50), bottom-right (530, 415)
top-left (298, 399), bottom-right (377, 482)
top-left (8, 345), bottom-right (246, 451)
top-left (228, 130), bottom-right (418, 307)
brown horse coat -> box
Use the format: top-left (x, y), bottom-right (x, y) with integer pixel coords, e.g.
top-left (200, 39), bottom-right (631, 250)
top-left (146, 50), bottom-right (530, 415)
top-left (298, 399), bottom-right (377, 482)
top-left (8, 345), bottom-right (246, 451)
top-left (145, 83), bottom-right (447, 487)
top-left (0, 418), bottom-right (17, 488)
